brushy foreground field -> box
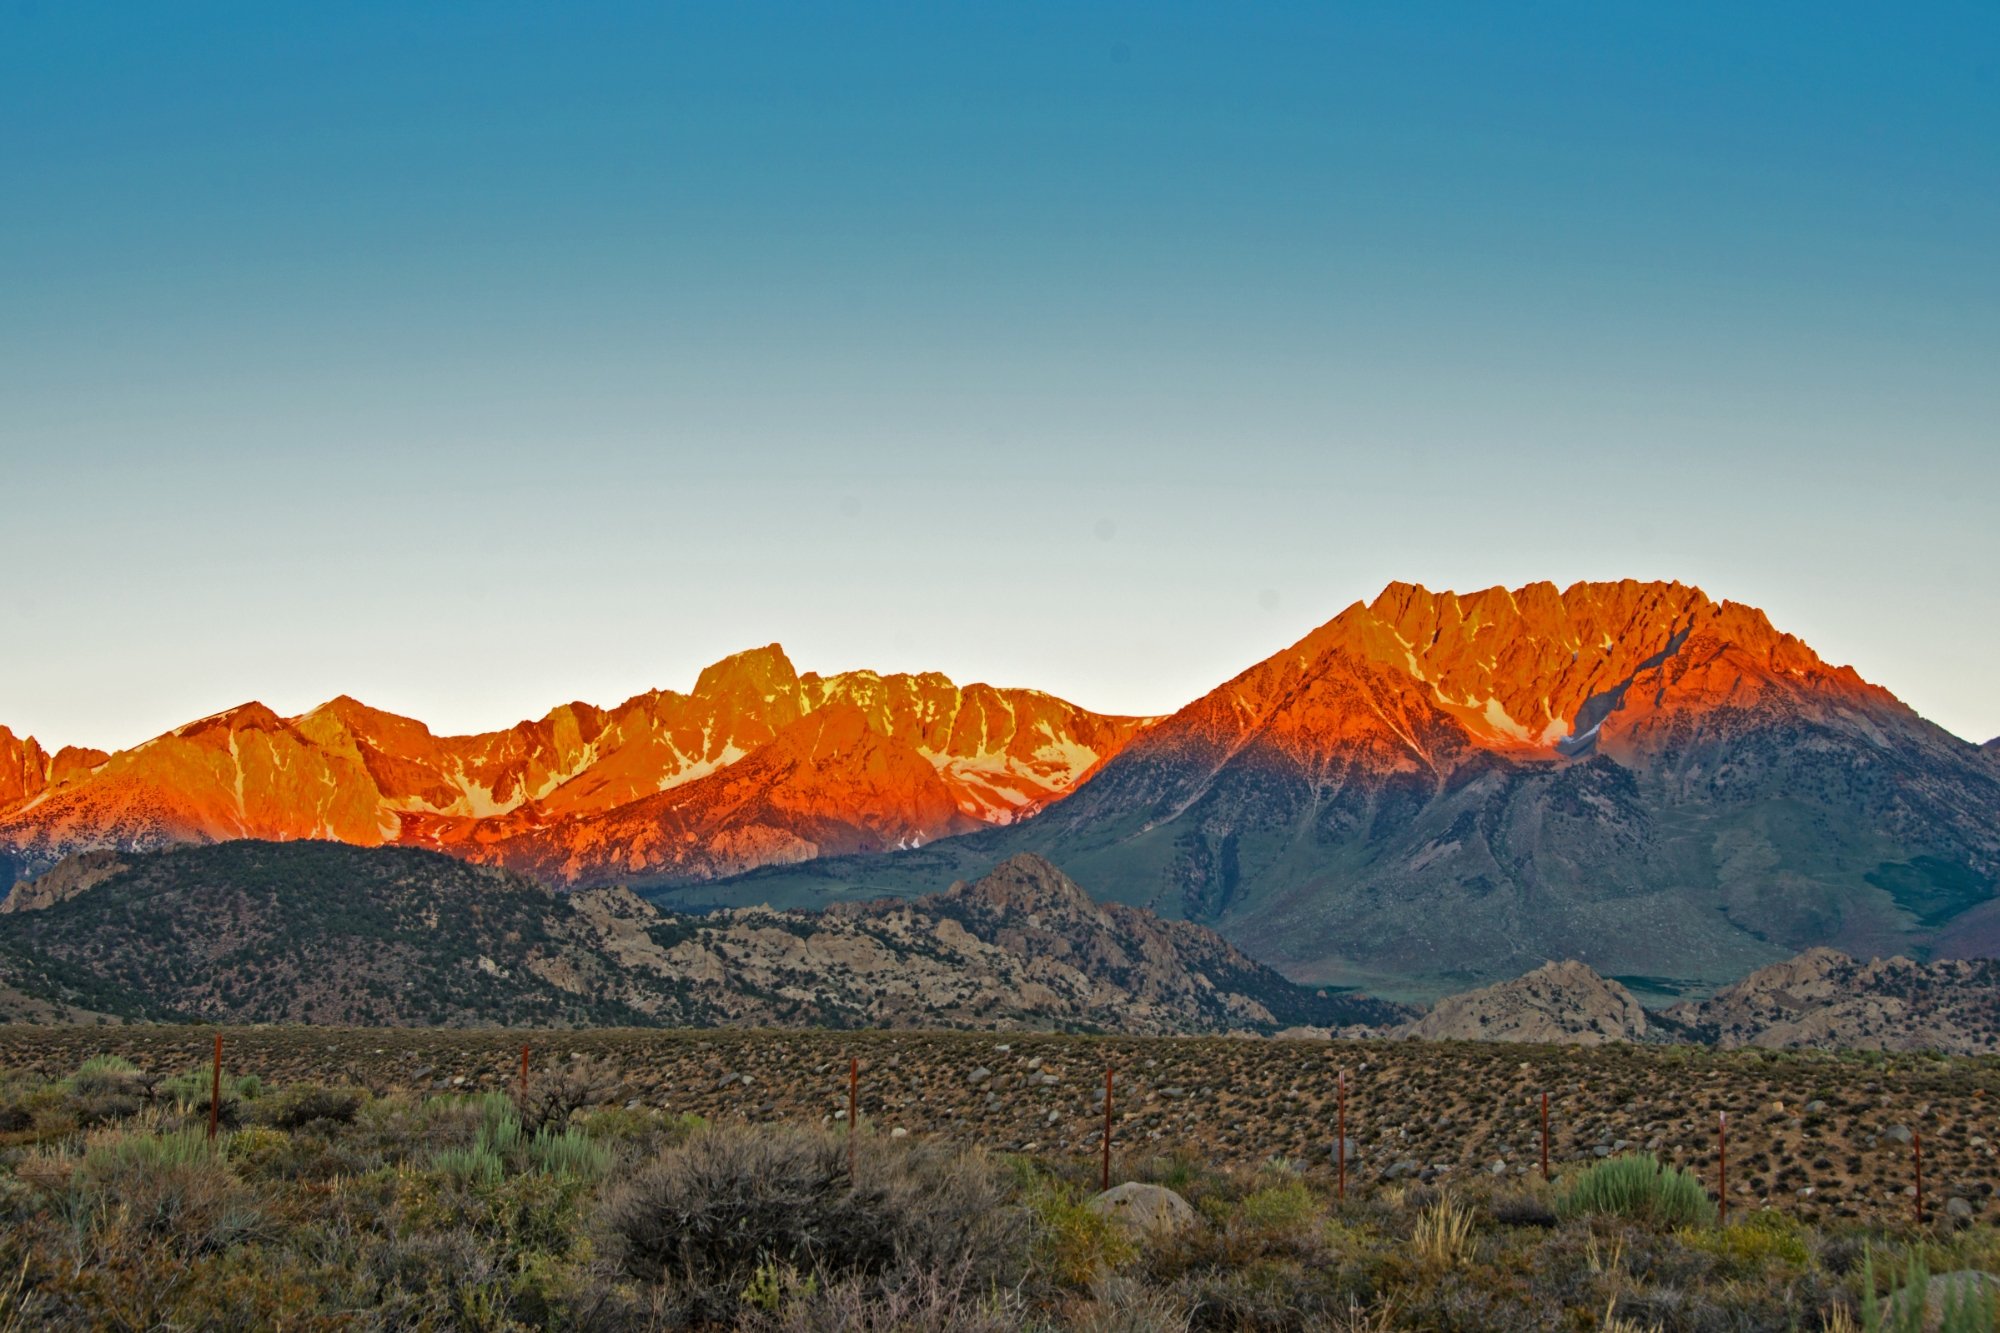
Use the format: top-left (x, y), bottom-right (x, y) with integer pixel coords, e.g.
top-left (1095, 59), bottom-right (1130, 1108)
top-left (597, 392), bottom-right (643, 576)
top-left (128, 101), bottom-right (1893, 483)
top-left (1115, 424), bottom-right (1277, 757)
top-left (5, 1025), bottom-right (2000, 1330)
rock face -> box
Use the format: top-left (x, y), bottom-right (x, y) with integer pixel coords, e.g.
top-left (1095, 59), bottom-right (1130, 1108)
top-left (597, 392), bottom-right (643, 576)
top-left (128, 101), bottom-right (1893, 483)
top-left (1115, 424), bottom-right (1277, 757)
top-left (718, 580), bottom-right (2000, 997)
top-left (1666, 948), bottom-right (2000, 1054)
top-left (0, 728), bottom-right (108, 811)
top-left (0, 842), bottom-right (1400, 1034)
top-left (0, 649), bottom-right (1147, 886)
top-left (1395, 962), bottom-right (1650, 1045)
top-left (1, 850), bottom-right (128, 913)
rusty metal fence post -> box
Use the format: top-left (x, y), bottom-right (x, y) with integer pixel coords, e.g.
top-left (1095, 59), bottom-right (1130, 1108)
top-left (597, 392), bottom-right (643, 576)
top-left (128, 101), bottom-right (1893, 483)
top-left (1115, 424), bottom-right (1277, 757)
top-left (1101, 1069), bottom-right (1114, 1192)
top-left (1915, 1129), bottom-right (1926, 1227)
top-left (208, 1032), bottom-right (223, 1142)
top-left (1337, 1069), bottom-right (1348, 1201)
top-left (1540, 1091), bottom-right (1550, 1183)
top-left (1717, 1111), bottom-right (1728, 1225)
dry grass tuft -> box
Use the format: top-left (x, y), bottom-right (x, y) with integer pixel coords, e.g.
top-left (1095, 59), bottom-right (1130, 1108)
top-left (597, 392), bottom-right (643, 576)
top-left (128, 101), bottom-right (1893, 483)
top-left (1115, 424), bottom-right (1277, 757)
top-left (1410, 1195), bottom-right (1477, 1269)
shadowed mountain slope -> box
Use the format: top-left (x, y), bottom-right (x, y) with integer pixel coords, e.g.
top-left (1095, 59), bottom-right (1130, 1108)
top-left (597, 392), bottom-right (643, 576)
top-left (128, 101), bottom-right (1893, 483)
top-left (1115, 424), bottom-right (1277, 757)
top-left (687, 581), bottom-right (2000, 999)
top-left (0, 842), bottom-right (1385, 1034)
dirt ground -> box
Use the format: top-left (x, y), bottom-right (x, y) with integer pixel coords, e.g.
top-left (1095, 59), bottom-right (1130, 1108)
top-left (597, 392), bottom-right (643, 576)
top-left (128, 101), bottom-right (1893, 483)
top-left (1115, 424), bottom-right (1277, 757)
top-left (3, 1025), bottom-right (1991, 1229)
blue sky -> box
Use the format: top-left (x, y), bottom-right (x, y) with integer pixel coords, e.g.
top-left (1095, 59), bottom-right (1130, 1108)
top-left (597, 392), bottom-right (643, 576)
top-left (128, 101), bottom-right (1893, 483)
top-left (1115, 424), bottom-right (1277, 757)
top-left (4, 3), bottom-right (1996, 749)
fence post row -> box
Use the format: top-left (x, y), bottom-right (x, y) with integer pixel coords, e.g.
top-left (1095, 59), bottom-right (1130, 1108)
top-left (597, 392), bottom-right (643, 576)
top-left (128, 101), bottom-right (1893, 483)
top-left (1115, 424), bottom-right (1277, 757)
top-left (133, 1035), bottom-right (1950, 1228)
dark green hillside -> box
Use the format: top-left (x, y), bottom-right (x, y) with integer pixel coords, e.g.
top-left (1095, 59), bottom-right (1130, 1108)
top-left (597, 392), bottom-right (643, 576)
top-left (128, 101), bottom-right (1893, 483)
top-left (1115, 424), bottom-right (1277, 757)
top-left (0, 841), bottom-right (651, 1027)
top-left (0, 842), bottom-right (1379, 1034)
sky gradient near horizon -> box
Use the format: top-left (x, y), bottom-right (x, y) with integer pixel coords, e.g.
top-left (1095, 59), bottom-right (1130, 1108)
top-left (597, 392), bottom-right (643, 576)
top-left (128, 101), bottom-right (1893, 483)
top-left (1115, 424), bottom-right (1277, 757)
top-left (4, 3), bottom-right (1997, 751)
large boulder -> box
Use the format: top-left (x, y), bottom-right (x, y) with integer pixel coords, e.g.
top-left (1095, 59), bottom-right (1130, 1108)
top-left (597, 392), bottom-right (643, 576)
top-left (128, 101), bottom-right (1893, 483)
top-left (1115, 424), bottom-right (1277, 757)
top-left (1086, 1183), bottom-right (1198, 1239)
top-left (1878, 1270), bottom-right (2000, 1331)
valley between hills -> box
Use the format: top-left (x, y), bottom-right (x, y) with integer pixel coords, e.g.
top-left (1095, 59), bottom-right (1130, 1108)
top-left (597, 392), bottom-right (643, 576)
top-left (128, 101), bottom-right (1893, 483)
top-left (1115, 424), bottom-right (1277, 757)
top-left (7, 839), bottom-right (2000, 1056)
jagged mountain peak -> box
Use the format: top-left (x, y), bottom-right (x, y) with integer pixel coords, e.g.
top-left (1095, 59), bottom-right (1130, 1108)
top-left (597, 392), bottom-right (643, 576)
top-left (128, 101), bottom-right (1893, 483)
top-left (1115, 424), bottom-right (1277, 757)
top-left (172, 701), bottom-right (289, 740)
top-left (692, 643), bottom-right (802, 702)
top-left (1297, 579), bottom-right (1870, 753)
top-left (0, 728), bottom-right (53, 809)
top-left (305, 694), bottom-right (430, 731)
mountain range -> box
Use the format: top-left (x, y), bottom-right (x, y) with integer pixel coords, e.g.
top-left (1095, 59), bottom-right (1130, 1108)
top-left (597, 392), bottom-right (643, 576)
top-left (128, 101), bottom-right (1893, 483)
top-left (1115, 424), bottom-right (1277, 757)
top-left (0, 650), bottom-right (1145, 887)
top-left (5, 580), bottom-right (1997, 997)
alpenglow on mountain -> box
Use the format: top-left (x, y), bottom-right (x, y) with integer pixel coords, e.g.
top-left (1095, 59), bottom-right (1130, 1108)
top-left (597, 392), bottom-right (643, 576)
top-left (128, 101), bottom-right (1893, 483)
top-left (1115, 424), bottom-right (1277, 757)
top-left (0, 649), bottom-right (1147, 886)
top-left (5, 581), bottom-right (1997, 998)
top-left (686, 580), bottom-right (2000, 998)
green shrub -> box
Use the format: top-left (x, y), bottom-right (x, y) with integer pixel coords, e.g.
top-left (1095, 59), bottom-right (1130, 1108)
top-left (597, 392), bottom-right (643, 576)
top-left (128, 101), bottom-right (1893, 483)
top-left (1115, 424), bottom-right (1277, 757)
top-left (596, 1122), bottom-right (1027, 1325)
top-left (72, 1128), bottom-right (267, 1254)
top-left (1025, 1174), bottom-right (1135, 1288)
top-left (477, 1098), bottom-right (525, 1160)
top-left (433, 1145), bottom-right (505, 1189)
top-left (70, 1054), bottom-right (143, 1095)
top-left (1686, 1208), bottom-right (1810, 1273)
top-left (261, 1084), bottom-right (367, 1131)
top-left (67, 1055), bottom-right (149, 1124)
top-left (160, 1066), bottom-right (262, 1129)
top-left (85, 1128), bottom-right (218, 1174)
top-left (1239, 1178), bottom-right (1319, 1233)
top-left (1860, 1248), bottom-right (2000, 1333)
top-left (1555, 1153), bottom-right (1716, 1228)
top-left (527, 1126), bottom-right (612, 1183)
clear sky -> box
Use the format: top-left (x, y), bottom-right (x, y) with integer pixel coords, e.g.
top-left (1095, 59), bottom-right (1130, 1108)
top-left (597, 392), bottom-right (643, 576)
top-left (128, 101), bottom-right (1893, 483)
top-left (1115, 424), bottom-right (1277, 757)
top-left (4, 3), bottom-right (1996, 752)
